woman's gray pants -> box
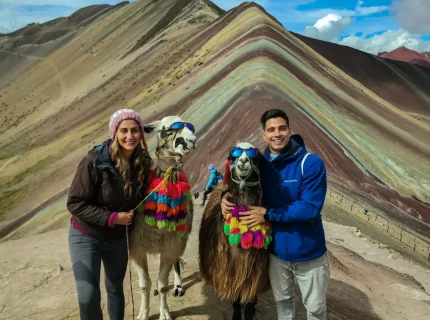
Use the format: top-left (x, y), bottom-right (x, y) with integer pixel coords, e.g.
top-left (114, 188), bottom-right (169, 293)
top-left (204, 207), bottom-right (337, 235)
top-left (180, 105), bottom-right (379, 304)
top-left (68, 227), bottom-right (128, 320)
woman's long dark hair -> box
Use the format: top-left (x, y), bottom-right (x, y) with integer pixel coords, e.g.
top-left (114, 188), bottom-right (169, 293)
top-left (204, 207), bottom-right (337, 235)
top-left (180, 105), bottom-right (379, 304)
top-left (110, 135), bottom-right (153, 198)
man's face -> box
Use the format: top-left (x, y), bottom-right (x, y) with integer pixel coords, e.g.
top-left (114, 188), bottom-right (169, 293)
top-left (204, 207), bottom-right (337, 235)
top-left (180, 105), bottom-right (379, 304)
top-left (263, 117), bottom-right (291, 154)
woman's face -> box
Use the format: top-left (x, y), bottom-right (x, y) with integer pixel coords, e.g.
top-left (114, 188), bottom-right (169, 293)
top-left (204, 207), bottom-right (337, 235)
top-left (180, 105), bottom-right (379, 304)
top-left (116, 119), bottom-right (141, 153)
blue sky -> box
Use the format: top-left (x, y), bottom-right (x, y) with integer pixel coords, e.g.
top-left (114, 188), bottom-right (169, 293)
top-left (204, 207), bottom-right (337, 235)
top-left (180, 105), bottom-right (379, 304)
top-left (1, 0), bottom-right (429, 54)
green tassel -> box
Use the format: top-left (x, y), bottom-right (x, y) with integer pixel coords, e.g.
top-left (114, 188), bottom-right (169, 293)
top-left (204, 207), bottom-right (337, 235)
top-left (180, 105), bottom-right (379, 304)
top-left (144, 216), bottom-right (156, 226)
top-left (223, 223), bottom-right (230, 236)
top-left (229, 234), bottom-right (240, 246)
top-left (168, 222), bottom-right (177, 232)
top-left (176, 231), bottom-right (185, 239)
top-left (264, 237), bottom-right (271, 249)
top-left (156, 220), bottom-right (169, 229)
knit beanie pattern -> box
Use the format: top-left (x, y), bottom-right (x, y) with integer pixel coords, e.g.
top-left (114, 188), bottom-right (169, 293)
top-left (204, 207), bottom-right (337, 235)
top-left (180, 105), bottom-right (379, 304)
top-left (109, 109), bottom-right (143, 139)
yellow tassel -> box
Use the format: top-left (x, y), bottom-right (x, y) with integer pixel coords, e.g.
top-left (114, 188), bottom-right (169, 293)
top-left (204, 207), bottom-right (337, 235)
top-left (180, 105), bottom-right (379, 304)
top-left (230, 217), bottom-right (239, 229)
top-left (239, 223), bottom-right (248, 234)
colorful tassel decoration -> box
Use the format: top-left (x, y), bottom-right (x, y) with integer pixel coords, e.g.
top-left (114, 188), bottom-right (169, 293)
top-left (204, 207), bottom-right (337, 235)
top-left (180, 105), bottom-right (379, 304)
top-left (240, 231), bottom-right (254, 249)
top-left (223, 206), bottom-right (272, 250)
top-left (141, 173), bottom-right (191, 238)
top-left (229, 234), bottom-right (240, 246)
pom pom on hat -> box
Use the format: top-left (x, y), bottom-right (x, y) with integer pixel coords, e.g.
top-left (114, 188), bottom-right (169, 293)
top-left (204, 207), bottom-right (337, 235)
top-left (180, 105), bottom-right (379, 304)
top-left (208, 164), bottom-right (215, 171)
top-left (109, 109), bottom-right (144, 140)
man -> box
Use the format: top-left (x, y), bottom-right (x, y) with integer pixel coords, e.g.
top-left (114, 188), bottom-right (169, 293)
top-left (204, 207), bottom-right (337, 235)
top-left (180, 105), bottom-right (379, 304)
top-left (202, 164), bottom-right (222, 205)
top-left (221, 109), bottom-right (330, 320)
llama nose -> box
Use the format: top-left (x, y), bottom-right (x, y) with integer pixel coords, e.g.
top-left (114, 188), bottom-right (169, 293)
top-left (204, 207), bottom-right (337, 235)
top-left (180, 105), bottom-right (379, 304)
top-left (239, 157), bottom-right (249, 164)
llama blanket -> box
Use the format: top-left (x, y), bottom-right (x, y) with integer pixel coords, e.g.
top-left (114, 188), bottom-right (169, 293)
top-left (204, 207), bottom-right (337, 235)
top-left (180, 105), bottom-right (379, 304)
top-left (143, 171), bottom-right (191, 238)
top-left (224, 206), bottom-right (272, 250)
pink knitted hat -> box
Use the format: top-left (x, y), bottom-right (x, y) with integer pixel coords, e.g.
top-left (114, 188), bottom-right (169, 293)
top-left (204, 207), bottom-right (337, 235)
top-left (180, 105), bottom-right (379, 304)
top-left (109, 109), bottom-right (144, 140)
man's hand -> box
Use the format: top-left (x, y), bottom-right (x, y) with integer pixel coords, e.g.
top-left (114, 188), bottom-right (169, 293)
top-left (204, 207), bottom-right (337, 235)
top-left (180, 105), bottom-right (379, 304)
top-left (239, 206), bottom-right (267, 227)
top-left (221, 192), bottom-right (235, 217)
top-left (115, 211), bottom-right (134, 225)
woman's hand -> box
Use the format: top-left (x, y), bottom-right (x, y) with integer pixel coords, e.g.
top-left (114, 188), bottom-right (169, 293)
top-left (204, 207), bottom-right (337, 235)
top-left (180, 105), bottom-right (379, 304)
top-left (221, 192), bottom-right (235, 217)
top-left (115, 211), bottom-right (134, 225)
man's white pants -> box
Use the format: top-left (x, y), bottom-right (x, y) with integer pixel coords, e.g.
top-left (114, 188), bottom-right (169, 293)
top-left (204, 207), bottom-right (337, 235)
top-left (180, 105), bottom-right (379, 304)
top-left (269, 253), bottom-right (330, 320)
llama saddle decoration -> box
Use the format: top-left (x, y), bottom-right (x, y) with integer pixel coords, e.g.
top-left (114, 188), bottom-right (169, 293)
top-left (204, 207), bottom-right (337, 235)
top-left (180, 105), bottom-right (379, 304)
top-left (141, 169), bottom-right (191, 238)
top-left (224, 206), bottom-right (272, 250)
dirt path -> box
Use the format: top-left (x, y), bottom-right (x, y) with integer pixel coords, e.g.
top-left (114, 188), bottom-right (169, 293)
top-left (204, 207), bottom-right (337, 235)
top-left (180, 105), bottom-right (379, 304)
top-left (1, 203), bottom-right (429, 320)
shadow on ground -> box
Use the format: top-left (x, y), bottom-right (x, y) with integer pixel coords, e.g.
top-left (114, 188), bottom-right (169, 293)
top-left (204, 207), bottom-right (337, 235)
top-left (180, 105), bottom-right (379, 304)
top-left (144, 271), bottom-right (381, 320)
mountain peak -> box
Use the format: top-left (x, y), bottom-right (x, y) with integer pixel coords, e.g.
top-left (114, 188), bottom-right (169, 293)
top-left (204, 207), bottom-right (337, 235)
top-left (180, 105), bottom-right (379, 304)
top-left (378, 46), bottom-right (430, 69)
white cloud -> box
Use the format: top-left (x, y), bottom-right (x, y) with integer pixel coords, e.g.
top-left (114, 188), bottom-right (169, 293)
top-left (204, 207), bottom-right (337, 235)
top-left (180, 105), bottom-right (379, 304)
top-left (300, 1), bottom-right (429, 54)
top-left (340, 29), bottom-right (430, 54)
top-left (392, 0), bottom-right (430, 34)
top-left (284, 0), bottom-right (388, 24)
top-left (304, 14), bottom-right (352, 41)
top-left (300, 1), bottom-right (391, 41)
top-left (355, 1), bottom-right (389, 15)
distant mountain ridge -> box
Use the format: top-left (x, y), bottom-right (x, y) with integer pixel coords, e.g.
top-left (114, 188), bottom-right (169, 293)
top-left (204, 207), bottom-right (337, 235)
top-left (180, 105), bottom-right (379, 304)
top-left (378, 46), bottom-right (430, 68)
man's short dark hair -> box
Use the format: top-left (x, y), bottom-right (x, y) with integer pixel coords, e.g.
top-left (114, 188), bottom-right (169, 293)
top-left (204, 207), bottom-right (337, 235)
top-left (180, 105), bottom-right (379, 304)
top-left (260, 109), bottom-right (289, 130)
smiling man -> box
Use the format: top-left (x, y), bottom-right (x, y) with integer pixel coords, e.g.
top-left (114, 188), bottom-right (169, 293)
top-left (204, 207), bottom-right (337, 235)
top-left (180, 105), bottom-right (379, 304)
top-left (221, 109), bottom-right (330, 320)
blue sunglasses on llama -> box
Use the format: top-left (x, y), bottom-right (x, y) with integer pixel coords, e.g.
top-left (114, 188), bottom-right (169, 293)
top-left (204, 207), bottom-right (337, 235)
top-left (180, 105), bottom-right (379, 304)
top-left (231, 147), bottom-right (258, 158)
top-left (169, 122), bottom-right (195, 133)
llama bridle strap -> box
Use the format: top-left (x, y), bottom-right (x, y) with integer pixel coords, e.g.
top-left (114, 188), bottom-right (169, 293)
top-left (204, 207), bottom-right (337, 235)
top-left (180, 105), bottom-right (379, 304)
top-left (230, 159), bottom-right (260, 188)
top-left (156, 128), bottom-right (182, 162)
top-left (224, 206), bottom-right (272, 250)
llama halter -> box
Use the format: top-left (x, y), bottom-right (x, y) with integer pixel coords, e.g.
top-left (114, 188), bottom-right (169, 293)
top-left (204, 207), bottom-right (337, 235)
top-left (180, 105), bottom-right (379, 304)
top-left (230, 157), bottom-right (260, 188)
top-left (224, 206), bottom-right (272, 250)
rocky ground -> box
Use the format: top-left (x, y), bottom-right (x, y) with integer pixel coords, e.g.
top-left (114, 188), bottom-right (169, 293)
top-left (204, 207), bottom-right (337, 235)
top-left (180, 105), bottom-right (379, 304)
top-left (1, 200), bottom-right (429, 320)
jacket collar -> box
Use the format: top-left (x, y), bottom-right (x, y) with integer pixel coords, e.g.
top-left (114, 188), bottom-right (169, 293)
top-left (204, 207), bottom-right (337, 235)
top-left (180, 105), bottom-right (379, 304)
top-left (94, 139), bottom-right (114, 168)
top-left (264, 134), bottom-right (306, 163)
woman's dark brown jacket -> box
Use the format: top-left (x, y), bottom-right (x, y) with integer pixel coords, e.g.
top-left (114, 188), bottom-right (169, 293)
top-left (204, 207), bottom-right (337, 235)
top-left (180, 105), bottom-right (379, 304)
top-left (67, 139), bottom-right (149, 240)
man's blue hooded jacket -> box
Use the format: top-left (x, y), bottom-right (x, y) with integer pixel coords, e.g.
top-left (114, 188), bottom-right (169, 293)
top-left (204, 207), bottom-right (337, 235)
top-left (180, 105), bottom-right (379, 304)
top-left (260, 134), bottom-right (327, 262)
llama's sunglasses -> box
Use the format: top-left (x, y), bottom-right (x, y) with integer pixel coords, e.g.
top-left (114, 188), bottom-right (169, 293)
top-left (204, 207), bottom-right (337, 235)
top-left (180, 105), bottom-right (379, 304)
top-left (231, 147), bottom-right (258, 158)
top-left (169, 122), bottom-right (195, 133)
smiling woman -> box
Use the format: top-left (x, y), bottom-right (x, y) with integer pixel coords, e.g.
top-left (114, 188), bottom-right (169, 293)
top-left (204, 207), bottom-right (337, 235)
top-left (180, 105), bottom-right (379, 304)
top-left (66, 108), bottom-right (153, 320)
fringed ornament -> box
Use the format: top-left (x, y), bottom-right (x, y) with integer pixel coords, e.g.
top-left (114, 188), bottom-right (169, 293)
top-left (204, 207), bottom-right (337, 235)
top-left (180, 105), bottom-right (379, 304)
top-left (223, 206), bottom-right (272, 250)
top-left (137, 168), bottom-right (191, 238)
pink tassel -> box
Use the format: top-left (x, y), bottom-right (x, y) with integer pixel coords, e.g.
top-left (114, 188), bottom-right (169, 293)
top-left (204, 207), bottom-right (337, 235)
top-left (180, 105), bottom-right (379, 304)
top-left (240, 231), bottom-right (254, 249)
top-left (253, 231), bottom-right (265, 248)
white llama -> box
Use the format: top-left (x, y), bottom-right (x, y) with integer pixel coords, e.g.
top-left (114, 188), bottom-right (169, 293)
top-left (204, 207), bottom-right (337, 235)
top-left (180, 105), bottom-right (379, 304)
top-left (130, 116), bottom-right (197, 320)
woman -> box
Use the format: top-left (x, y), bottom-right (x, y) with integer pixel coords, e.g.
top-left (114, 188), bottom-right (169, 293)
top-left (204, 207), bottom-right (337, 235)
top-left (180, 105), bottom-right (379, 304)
top-left (67, 109), bottom-right (153, 320)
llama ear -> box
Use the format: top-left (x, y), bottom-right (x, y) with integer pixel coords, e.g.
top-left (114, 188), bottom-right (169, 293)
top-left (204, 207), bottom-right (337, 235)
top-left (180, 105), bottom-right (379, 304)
top-left (143, 120), bottom-right (161, 133)
top-left (223, 160), bottom-right (231, 185)
top-left (143, 125), bottom-right (156, 133)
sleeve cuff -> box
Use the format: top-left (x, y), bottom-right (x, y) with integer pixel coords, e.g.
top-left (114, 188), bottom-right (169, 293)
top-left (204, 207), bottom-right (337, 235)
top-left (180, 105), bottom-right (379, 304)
top-left (267, 209), bottom-right (275, 222)
top-left (108, 212), bottom-right (118, 228)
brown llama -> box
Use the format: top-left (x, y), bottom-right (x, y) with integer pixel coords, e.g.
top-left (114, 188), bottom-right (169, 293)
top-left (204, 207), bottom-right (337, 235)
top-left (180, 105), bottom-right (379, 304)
top-left (199, 142), bottom-right (271, 320)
